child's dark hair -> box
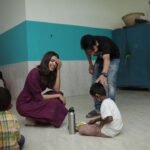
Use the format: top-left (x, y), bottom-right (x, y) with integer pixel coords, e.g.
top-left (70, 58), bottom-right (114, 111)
top-left (80, 34), bottom-right (96, 50)
top-left (0, 71), bottom-right (3, 79)
top-left (90, 83), bottom-right (106, 96)
top-left (0, 87), bottom-right (11, 111)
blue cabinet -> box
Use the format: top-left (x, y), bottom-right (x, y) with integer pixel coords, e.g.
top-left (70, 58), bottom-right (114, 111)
top-left (112, 23), bottom-right (150, 88)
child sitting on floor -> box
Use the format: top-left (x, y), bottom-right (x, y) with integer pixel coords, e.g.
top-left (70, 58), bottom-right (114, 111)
top-left (79, 83), bottom-right (123, 138)
top-left (0, 87), bottom-right (25, 149)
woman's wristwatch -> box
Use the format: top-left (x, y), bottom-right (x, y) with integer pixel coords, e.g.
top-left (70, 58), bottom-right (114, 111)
top-left (100, 72), bottom-right (108, 77)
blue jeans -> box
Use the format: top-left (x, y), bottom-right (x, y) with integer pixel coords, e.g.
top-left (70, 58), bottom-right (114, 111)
top-left (92, 59), bottom-right (120, 111)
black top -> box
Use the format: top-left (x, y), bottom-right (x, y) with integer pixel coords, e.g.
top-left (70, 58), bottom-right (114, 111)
top-left (94, 36), bottom-right (120, 61)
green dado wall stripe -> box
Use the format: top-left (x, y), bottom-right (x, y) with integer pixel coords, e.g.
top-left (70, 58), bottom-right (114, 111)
top-left (0, 21), bottom-right (112, 65)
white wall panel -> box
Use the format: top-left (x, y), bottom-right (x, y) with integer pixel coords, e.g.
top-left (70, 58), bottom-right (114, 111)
top-left (61, 61), bottom-right (91, 96)
top-left (0, 62), bottom-right (28, 100)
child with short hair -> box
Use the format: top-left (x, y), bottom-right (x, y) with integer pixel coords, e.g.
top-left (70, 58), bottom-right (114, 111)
top-left (0, 87), bottom-right (25, 149)
top-left (79, 83), bottom-right (123, 138)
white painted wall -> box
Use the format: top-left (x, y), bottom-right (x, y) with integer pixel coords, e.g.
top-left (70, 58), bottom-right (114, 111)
top-left (0, 0), bottom-right (26, 34)
top-left (25, 0), bottom-right (150, 29)
top-left (0, 62), bottom-right (28, 100)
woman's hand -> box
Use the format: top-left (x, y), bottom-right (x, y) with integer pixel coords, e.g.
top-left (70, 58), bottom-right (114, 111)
top-left (56, 59), bottom-right (62, 70)
top-left (59, 94), bottom-right (66, 105)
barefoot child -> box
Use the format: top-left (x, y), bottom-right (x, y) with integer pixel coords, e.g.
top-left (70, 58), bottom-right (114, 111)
top-left (79, 83), bottom-right (123, 137)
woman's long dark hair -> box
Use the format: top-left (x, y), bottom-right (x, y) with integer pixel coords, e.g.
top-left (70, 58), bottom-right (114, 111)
top-left (37, 51), bottom-right (59, 88)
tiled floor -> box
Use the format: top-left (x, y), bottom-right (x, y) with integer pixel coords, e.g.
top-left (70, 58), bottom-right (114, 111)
top-left (12, 89), bottom-right (150, 150)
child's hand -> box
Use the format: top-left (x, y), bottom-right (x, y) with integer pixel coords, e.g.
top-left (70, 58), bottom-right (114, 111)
top-left (88, 119), bottom-right (96, 124)
top-left (99, 121), bottom-right (104, 128)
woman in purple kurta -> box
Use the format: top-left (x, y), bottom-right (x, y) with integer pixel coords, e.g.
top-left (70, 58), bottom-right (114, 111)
top-left (16, 51), bottom-right (68, 128)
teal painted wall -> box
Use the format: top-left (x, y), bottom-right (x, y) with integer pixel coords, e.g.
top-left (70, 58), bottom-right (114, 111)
top-left (0, 22), bottom-right (28, 65)
top-left (0, 21), bottom-right (112, 65)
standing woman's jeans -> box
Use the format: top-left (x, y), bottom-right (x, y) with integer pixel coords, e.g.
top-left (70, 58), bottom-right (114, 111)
top-left (92, 59), bottom-right (120, 111)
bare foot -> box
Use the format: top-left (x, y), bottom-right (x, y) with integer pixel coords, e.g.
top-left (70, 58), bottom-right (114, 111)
top-left (25, 117), bottom-right (36, 126)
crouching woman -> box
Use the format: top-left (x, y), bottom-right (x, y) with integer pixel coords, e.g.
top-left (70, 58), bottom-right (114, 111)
top-left (16, 51), bottom-right (68, 128)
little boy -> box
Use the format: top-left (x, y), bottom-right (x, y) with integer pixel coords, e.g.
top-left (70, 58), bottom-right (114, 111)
top-left (79, 83), bottom-right (123, 137)
top-left (0, 87), bottom-right (25, 149)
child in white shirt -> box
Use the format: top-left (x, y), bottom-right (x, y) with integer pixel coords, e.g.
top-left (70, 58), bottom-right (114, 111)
top-left (79, 83), bottom-right (123, 137)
